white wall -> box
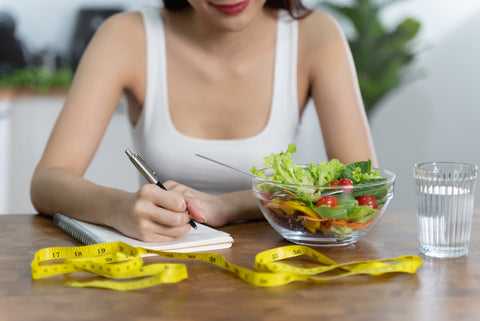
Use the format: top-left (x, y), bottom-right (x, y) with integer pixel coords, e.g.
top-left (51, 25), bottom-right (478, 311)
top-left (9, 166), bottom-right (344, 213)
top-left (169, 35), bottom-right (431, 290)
top-left (0, 0), bottom-right (159, 54)
top-left (2, 0), bottom-right (480, 212)
top-left (3, 97), bottom-right (138, 214)
top-left (381, 0), bottom-right (480, 45)
top-left (0, 99), bottom-right (11, 213)
top-left (369, 8), bottom-right (480, 210)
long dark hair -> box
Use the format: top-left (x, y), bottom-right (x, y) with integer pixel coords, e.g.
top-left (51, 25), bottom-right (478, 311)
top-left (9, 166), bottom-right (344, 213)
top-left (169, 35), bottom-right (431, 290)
top-left (162, 0), bottom-right (312, 19)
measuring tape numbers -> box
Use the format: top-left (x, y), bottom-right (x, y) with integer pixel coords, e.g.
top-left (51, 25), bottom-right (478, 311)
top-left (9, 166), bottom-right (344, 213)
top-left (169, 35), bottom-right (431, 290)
top-left (31, 242), bottom-right (422, 291)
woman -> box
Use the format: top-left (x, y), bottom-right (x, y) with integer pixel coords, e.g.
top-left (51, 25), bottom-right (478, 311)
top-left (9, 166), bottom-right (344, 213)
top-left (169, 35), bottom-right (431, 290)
top-left (30, 0), bottom-right (377, 242)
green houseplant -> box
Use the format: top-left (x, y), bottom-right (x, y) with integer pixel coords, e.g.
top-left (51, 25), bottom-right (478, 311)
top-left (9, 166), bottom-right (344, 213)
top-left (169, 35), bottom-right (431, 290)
top-left (322, 0), bottom-right (421, 116)
top-left (0, 66), bottom-right (73, 93)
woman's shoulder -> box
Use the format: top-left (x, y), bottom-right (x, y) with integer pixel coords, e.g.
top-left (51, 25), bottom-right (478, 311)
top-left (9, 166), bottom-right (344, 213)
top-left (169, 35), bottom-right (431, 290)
top-left (296, 9), bottom-right (351, 83)
top-left (85, 11), bottom-right (147, 90)
top-left (97, 11), bottom-right (145, 37)
top-left (297, 9), bottom-right (346, 49)
top-left (88, 11), bottom-right (147, 61)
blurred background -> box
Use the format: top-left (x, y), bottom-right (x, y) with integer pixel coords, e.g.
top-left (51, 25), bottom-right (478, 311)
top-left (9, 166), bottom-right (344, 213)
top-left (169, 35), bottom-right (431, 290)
top-left (0, 0), bottom-right (479, 214)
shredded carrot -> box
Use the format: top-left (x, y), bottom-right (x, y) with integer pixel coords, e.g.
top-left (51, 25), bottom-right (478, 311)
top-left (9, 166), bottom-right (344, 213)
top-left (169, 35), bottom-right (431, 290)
top-left (283, 189), bottom-right (298, 198)
top-left (320, 220), bottom-right (333, 229)
top-left (298, 215), bottom-right (376, 231)
top-left (347, 219), bottom-right (375, 230)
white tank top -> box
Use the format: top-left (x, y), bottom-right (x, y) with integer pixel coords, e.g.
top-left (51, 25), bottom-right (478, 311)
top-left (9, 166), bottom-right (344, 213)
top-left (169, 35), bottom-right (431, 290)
top-left (131, 7), bottom-right (300, 195)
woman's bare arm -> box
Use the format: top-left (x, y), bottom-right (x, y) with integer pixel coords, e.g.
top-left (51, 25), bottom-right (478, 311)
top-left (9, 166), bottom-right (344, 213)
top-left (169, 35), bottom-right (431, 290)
top-left (30, 13), bottom-right (204, 241)
top-left (301, 11), bottom-right (378, 167)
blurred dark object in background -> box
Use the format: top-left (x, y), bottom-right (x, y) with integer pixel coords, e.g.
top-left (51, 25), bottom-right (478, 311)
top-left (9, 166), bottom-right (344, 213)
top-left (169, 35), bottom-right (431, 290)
top-left (69, 7), bottom-right (123, 71)
top-left (0, 11), bottom-right (26, 77)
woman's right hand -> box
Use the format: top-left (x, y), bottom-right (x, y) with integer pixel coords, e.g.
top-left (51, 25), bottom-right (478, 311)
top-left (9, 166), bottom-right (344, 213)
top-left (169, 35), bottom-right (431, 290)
top-left (112, 184), bottom-right (205, 242)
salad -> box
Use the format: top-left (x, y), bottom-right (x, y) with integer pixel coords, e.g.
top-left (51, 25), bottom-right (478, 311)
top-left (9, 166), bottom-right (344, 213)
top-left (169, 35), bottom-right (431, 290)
top-left (251, 144), bottom-right (391, 236)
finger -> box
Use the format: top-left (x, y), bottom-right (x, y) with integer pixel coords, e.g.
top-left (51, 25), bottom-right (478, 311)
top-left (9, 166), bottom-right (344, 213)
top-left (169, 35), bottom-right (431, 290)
top-left (184, 197), bottom-right (207, 223)
top-left (163, 181), bottom-right (207, 223)
top-left (138, 184), bottom-right (187, 213)
top-left (138, 200), bottom-right (192, 227)
top-left (136, 218), bottom-right (191, 242)
top-left (130, 190), bottom-right (192, 228)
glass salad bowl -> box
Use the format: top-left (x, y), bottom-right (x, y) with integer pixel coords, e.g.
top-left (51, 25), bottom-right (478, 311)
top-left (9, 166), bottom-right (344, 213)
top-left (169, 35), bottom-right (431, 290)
top-left (252, 166), bottom-right (396, 246)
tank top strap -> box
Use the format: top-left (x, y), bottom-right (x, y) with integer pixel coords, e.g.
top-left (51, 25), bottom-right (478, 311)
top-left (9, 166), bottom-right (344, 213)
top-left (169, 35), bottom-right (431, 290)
top-left (271, 10), bottom-right (299, 122)
top-left (136, 7), bottom-right (168, 138)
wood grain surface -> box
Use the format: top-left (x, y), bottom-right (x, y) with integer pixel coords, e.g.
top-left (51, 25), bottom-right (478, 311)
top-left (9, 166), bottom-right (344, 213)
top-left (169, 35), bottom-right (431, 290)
top-left (1, 211), bottom-right (479, 321)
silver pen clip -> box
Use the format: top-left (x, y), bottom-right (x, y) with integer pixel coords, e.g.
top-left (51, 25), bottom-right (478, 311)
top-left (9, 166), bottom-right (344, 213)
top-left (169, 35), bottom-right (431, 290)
top-left (125, 148), bottom-right (158, 184)
top-left (125, 148), bottom-right (197, 228)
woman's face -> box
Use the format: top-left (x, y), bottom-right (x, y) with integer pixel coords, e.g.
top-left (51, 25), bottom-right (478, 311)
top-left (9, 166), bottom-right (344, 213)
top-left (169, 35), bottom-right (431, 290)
top-left (186, 0), bottom-right (269, 32)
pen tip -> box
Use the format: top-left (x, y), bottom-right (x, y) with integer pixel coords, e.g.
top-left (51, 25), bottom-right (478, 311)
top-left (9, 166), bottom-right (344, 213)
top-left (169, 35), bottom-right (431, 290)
top-left (189, 219), bottom-right (198, 229)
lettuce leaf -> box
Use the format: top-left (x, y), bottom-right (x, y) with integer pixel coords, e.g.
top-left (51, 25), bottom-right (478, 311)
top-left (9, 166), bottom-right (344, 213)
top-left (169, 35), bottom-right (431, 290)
top-left (251, 144), bottom-right (386, 201)
top-left (251, 143), bottom-right (314, 185)
top-left (251, 143), bottom-right (346, 187)
top-left (309, 159), bottom-right (346, 186)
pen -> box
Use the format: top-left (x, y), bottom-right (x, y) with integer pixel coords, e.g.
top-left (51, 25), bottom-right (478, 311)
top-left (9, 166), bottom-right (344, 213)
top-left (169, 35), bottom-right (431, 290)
top-left (125, 148), bottom-right (198, 229)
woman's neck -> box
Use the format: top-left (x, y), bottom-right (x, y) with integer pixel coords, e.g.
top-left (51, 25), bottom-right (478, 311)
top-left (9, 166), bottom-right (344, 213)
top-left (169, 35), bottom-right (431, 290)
top-left (163, 7), bottom-right (278, 60)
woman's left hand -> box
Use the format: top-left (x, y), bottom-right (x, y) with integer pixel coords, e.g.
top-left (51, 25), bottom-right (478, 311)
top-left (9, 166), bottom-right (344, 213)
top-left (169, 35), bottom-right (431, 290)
top-left (164, 180), bottom-right (262, 227)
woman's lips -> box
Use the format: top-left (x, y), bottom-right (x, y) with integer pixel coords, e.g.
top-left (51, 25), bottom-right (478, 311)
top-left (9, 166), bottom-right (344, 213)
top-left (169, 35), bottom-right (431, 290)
top-left (210, 1), bottom-right (250, 15)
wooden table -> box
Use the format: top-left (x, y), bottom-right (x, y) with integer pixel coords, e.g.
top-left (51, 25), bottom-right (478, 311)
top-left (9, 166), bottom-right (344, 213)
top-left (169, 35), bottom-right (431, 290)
top-left (1, 211), bottom-right (479, 321)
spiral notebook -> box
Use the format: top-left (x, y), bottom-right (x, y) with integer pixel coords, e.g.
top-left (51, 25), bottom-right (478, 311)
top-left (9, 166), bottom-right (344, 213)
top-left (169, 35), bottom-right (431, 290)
top-left (53, 213), bottom-right (234, 253)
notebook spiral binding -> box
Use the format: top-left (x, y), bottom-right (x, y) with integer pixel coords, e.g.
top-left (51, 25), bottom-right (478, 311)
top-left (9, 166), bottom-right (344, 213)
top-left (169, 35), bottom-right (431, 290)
top-left (53, 213), bottom-right (105, 245)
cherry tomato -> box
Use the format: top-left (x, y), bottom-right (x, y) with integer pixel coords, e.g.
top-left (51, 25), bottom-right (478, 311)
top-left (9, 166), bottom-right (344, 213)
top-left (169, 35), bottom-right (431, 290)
top-left (357, 195), bottom-right (378, 209)
top-left (326, 180), bottom-right (340, 192)
top-left (316, 195), bottom-right (338, 207)
top-left (328, 180), bottom-right (340, 187)
top-left (339, 178), bottom-right (353, 192)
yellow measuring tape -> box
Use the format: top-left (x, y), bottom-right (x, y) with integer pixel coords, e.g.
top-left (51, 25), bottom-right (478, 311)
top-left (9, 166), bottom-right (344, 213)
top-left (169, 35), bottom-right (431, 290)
top-left (31, 242), bottom-right (422, 291)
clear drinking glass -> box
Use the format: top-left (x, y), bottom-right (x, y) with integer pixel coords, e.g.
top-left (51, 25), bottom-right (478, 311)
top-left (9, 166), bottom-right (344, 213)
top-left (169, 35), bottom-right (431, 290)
top-left (414, 162), bottom-right (477, 258)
